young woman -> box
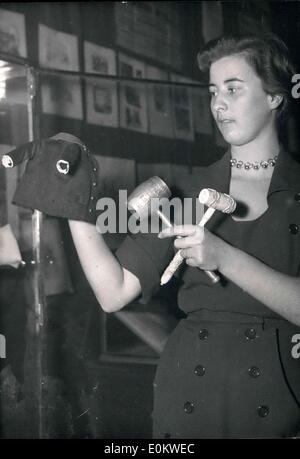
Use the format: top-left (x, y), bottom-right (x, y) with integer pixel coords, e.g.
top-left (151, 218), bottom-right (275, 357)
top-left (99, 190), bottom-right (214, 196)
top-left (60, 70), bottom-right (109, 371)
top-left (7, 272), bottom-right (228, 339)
top-left (49, 33), bottom-right (300, 438)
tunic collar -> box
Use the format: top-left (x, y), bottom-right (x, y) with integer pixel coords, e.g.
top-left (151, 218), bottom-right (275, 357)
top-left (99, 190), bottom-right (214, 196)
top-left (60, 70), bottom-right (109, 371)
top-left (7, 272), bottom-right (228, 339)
top-left (50, 132), bottom-right (85, 148)
top-left (203, 147), bottom-right (300, 197)
top-left (268, 147), bottom-right (300, 196)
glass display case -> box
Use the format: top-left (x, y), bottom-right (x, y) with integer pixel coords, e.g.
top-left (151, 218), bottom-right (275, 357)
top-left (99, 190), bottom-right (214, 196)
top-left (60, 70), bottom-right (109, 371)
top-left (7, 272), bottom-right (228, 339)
top-left (0, 59), bottom-right (217, 437)
top-left (0, 59), bottom-right (45, 438)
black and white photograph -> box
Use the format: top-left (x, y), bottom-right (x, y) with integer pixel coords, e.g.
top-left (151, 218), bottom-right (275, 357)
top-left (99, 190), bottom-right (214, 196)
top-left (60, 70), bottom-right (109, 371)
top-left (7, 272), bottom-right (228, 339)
top-left (171, 74), bottom-right (195, 141)
top-left (119, 52), bottom-right (148, 133)
top-left (38, 23), bottom-right (79, 71)
top-left (146, 65), bottom-right (174, 139)
top-left (41, 74), bottom-right (83, 119)
top-left (0, 0), bottom-right (300, 447)
top-left (84, 41), bottom-right (119, 127)
top-left (0, 8), bottom-right (27, 58)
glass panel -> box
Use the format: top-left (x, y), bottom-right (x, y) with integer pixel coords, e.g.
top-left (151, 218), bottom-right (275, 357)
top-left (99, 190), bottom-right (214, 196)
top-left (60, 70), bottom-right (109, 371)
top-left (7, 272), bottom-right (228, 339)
top-left (10, 67), bottom-right (225, 437)
top-left (36, 71), bottom-right (221, 364)
top-left (0, 61), bottom-right (40, 438)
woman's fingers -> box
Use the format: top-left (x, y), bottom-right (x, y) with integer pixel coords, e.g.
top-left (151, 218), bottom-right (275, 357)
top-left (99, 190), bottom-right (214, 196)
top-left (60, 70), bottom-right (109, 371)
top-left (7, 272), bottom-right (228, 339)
top-left (185, 257), bottom-right (199, 267)
top-left (174, 236), bottom-right (202, 249)
top-left (158, 225), bottom-right (204, 240)
top-left (181, 248), bottom-right (201, 260)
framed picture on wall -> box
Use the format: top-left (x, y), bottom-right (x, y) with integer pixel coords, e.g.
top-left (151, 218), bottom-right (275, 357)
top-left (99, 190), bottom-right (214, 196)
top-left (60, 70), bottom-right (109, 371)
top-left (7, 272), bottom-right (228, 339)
top-left (118, 52), bottom-right (148, 134)
top-left (0, 8), bottom-right (27, 58)
top-left (41, 74), bottom-right (83, 120)
top-left (38, 23), bottom-right (79, 71)
top-left (84, 41), bottom-right (118, 127)
top-left (170, 74), bottom-right (195, 142)
top-left (84, 41), bottom-right (117, 75)
top-left (146, 65), bottom-right (173, 139)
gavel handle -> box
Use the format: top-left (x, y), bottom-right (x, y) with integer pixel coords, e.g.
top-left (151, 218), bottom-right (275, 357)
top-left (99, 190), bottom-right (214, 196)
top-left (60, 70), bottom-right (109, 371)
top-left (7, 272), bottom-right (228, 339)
top-left (159, 208), bottom-right (220, 285)
top-left (198, 208), bottom-right (220, 284)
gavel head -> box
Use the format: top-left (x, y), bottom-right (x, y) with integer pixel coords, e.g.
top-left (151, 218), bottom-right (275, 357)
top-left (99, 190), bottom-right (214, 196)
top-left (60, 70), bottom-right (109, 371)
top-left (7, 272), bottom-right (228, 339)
top-left (127, 176), bottom-right (171, 219)
top-left (199, 188), bottom-right (236, 214)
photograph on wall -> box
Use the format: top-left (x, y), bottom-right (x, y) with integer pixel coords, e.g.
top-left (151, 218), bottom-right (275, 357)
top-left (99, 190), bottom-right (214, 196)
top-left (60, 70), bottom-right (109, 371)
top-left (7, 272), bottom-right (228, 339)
top-left (146, 65), bottom-right (173, 139)
top-left (38, 23), bottom-right (79, 71)
top-left (41, 74), bottom-right (83, 120)
top-left (114, 1), bottom-right (183, 71)
top-left (0, 8), bottom-right (27, 58)
top-left (84, 41), bottom-right (117, 75)
top-left (201, 1), bottom-right (224, 43)
top-left (170, 74), bottom-right (195, 142)
top-left (118, 53), bottom-right (148, 133)
top-left (84, 42), bottom-right (118, 127)
top-left (192, 84), bottom-right (213, 136)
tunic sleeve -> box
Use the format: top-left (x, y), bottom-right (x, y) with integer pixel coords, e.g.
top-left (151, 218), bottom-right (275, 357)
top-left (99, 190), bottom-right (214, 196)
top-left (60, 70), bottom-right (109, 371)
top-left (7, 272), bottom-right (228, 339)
top-left (114, 170), bottom-right (211, 303)
top-left (115, 231), bottom-right (174, 303)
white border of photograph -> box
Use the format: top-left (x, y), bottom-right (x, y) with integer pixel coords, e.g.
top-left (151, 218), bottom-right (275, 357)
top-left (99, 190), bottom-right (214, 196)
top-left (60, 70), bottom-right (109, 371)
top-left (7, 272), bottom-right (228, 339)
top-left (146, 65), bottom-right (173, 139)
top-left (41, 75), bottom-right (83, 120)
top-left (118, 52), bottom-right (148, 134)
top-left (0, 8), bottom-right (27, 58)
top-left (170, 74), bottom-right (195, 142)
top-left (38, 23), bottom-right (79, 71)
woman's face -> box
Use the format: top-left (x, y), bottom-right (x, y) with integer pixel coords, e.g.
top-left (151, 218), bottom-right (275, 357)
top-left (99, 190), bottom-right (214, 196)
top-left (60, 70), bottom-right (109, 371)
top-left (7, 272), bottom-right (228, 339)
top-left (209, 54), bottom-right (277, 146)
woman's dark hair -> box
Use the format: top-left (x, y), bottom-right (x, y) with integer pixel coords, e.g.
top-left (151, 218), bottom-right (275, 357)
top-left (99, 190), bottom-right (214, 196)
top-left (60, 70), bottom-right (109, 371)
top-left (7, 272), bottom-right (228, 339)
top-left (197, 32), bottom-right (296, 125)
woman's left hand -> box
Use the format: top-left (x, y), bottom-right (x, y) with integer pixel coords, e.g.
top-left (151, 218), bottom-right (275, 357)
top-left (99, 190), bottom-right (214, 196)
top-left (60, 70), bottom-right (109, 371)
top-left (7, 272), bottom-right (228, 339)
top-left (158, 225), bottom-right (227, 271)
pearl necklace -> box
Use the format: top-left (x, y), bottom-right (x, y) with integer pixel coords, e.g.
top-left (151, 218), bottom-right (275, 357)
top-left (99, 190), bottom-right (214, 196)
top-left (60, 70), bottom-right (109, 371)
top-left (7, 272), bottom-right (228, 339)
top-left (230, 155), bottom-right (278, 170)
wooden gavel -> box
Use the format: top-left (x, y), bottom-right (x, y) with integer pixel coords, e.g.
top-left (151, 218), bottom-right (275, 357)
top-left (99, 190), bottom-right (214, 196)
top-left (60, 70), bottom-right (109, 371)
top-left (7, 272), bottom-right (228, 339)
top-left (126, 178), bottom-right (236, 285)
top-left (160, 188), bottom-right (237, 285)
top-left (127, 175), bottom-right (172, 226)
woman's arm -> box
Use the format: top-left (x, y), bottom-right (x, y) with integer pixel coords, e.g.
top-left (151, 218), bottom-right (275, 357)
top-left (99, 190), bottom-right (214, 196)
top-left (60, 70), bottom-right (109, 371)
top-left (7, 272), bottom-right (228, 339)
top-left (219, 240), bottom-right (300, 326)
top-left (69, 220), bottom-right (142, 313)
top-left (159, 225), bottom-right (300, 326)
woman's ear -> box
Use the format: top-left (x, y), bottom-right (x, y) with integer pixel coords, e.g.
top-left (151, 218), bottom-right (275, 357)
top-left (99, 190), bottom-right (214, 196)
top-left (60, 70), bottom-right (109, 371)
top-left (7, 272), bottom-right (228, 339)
top-left (268, 94), bottom-right (283, 110)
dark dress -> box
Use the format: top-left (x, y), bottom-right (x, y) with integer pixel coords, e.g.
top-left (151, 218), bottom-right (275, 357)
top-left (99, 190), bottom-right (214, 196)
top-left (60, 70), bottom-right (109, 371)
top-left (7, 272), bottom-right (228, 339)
top-left (115, 149), bottom-right (300, 438)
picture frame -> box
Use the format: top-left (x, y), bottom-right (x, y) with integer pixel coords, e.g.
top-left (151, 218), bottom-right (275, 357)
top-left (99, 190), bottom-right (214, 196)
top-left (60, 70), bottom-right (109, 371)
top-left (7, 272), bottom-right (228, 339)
top-left (170, 74), bottom-right (195, 142)
top-left (0, 8), bottom-right (27, 58)
top-left (118, 52), bottom-right (148, 134)
top-left (84, 42), bottom-right (118, 127)
top-left (146, 65), bottom-right (173, 139)
top-left (38, 23), bottom-right (79, 71)
top-left (41, 74), bottom-right (83, 120)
